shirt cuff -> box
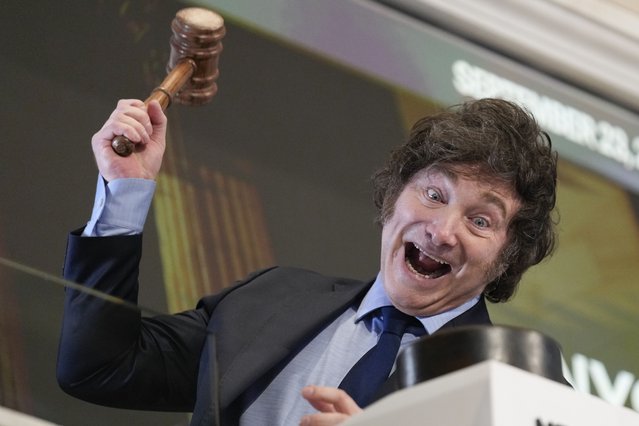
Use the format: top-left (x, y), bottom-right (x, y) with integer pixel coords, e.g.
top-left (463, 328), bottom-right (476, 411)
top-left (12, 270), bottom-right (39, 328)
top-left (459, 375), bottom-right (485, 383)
top-left (83, 175), bottom-right (156, 237)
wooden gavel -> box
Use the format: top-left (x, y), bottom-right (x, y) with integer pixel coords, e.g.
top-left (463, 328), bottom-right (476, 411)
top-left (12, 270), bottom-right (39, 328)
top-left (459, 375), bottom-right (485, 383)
top-left (112, 7), bottom-right (225, 156)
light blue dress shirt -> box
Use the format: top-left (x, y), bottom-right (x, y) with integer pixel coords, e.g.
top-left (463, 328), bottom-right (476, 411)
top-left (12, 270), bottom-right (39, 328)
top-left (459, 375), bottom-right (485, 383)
top-left (83, 176), bottom-right (155, 237)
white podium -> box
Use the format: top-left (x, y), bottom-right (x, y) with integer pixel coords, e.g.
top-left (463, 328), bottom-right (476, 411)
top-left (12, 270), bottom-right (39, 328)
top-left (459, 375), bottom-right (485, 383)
top-left (343, 361), bottom-right (639, 426)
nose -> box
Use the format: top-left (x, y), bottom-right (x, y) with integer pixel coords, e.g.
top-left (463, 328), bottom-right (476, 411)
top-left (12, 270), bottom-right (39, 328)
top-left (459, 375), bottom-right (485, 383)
top-left (425, 212), bottom-right (459, 247)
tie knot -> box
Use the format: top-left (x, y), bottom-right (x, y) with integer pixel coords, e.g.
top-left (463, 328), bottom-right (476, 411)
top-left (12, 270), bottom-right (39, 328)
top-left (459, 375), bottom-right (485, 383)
top-left (380, 306), bottom-right (416, 336)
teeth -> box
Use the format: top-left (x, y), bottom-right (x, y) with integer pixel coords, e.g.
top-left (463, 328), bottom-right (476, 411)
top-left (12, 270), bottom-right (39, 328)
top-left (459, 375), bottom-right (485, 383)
top-left (413, 243), bottom-right (449, 265)
top-left (406, 260), bottom-right (423, 276)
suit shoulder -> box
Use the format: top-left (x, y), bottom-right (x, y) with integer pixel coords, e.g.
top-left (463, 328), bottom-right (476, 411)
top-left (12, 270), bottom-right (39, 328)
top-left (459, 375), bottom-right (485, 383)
top-left (197, 266), bottom-right (368, 313)
top-left (257, 266), bottom-right (365, 287)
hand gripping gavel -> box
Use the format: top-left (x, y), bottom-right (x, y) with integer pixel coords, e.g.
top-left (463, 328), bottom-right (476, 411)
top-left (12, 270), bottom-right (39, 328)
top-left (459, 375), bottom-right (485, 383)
top-left (111, 8), bottom-right (225, 156)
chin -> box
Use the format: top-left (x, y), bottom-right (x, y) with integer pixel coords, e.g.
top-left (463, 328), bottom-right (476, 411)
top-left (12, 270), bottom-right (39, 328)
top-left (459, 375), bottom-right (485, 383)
top-left (386, 278), bottom-right (443, 314)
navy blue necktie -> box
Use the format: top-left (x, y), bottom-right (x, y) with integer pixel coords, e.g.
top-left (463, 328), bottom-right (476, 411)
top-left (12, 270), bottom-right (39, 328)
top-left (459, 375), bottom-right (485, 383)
top-left (339, 306), bottom-right (422, 407)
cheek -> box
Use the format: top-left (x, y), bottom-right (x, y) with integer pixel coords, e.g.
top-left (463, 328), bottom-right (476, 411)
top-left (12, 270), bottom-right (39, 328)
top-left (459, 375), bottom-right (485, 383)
top-left (470, 238), bottom-right (508, 272)
top-left (380, 227), bottom-right (398, 267)
top-left (380, 213), bottom-right (402, 247)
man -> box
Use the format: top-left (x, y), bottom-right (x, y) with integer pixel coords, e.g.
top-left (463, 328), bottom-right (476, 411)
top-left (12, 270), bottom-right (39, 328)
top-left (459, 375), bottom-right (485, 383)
top-left (57, 97), bottom-right (558, 425)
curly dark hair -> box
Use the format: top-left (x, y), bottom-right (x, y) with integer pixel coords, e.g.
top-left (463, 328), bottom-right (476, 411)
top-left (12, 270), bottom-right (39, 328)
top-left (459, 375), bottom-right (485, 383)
top-left (372, 98), bottom-right (558, 302)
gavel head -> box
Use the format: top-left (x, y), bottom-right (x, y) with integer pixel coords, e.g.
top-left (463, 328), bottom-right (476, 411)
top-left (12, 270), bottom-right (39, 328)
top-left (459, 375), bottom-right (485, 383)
top-left (168, 8), bottom-right (226, 105)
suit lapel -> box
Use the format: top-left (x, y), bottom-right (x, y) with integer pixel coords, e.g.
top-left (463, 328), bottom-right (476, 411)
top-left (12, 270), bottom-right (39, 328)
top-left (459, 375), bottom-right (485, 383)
top-left (211, 269), bottom-right (371, 409)
top-left (437, 296), bottom-right (491, 331)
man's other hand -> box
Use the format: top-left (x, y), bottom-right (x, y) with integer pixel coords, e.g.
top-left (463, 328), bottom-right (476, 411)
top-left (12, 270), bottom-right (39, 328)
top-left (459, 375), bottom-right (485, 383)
top-left (299, 385), bottom-right (363, 426)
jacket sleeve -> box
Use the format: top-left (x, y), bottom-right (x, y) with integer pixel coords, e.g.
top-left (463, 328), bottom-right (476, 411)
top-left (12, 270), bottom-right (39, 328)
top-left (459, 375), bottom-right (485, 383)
top-left (56, 229), bottom-right (209, 411)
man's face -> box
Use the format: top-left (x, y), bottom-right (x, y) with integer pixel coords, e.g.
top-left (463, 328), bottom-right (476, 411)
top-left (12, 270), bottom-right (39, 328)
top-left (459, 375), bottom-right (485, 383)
top-left (380, 167), bottom-right (520, 316)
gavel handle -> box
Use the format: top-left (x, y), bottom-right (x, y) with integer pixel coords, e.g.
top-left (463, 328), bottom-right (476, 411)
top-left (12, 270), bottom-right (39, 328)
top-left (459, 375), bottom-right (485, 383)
top-left (111, 59), bottom-right (197, 157)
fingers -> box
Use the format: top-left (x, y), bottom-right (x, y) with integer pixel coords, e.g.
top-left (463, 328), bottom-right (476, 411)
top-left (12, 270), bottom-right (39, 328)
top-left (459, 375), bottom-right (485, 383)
top-left (299, 386), bottom-right (363, 425)
top-left (146, 99), bottom-right (168, 135)
top-left (299, 412), bottom-right (351, 426)
top-left (90, 99), bottom-right (167, 181)
top-left (94, 99), bottom-right (154, 149)
top-left (302, 386), bottom-right (362, 414)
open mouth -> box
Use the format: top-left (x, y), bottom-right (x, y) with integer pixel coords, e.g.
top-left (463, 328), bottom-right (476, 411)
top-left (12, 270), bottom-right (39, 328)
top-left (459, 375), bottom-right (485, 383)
top-left (405, 242), bottom-right (452, 279)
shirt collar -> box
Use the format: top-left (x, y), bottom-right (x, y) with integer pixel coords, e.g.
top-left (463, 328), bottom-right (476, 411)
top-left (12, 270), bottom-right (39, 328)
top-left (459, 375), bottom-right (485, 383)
top-left (356, 273), bottom-right (480, 335)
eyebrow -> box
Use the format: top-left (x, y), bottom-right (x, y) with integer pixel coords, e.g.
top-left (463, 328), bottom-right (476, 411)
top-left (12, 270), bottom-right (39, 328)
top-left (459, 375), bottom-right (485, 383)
top-left (481, 192), bottom-right (509, 221)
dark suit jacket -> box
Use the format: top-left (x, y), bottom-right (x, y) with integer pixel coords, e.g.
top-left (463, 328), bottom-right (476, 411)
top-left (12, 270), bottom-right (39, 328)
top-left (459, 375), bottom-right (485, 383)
top-left (57, 231), bottom-right (491, 425)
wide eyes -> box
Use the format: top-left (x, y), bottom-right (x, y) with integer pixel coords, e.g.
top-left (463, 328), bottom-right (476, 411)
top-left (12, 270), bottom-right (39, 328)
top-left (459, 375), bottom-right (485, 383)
top-left (426, 188), bottom-right (441, 202)
top-left (471, 217), bottom-right (490, 228)
top-left (424, 187), bottom-right (492, 230)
